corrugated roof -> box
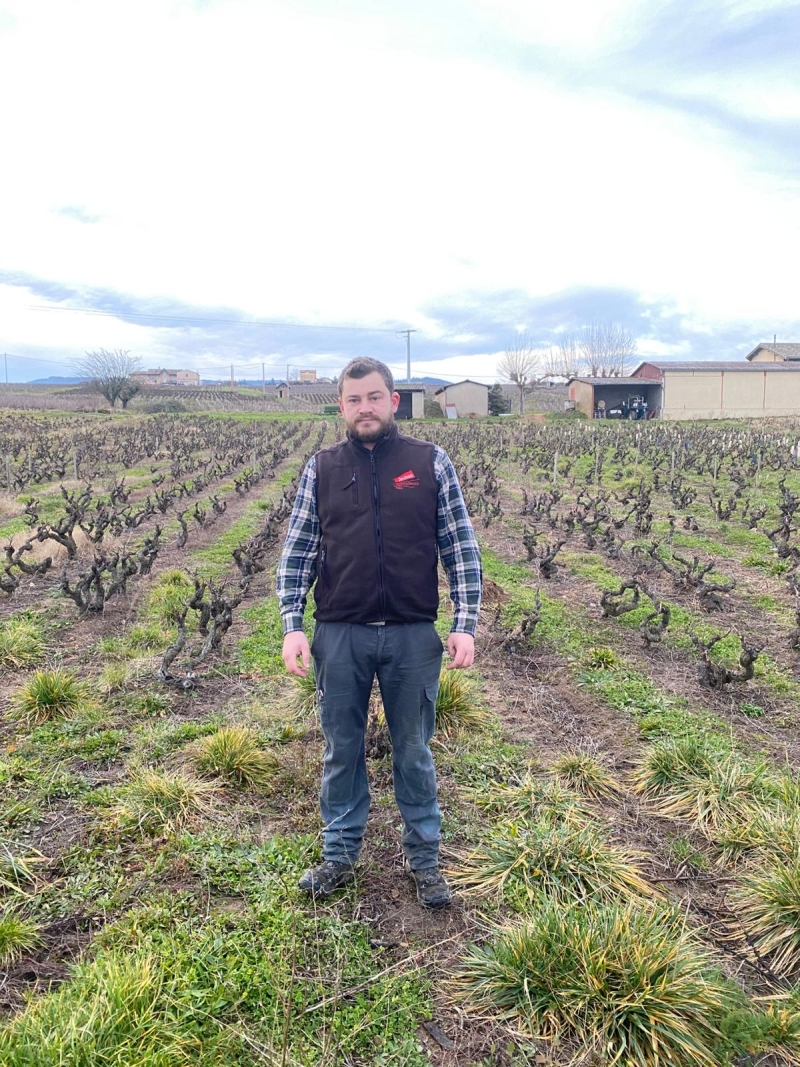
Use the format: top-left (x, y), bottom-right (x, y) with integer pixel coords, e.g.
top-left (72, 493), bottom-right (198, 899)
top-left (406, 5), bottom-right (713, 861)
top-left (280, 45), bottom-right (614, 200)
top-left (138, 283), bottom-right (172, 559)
top-left (568, 376), bottom-right (645, 386)
top-left (633, 360), bottom-right (800, 374)
top-left (745, 343), bottom-right (800, 361)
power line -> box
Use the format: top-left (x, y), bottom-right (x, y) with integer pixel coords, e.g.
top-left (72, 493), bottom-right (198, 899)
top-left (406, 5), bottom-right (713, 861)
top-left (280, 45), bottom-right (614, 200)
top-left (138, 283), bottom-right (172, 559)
top-left (0, 351), bottom-right (81, 371)
top-left (28, 304), bottom-right (404, 333)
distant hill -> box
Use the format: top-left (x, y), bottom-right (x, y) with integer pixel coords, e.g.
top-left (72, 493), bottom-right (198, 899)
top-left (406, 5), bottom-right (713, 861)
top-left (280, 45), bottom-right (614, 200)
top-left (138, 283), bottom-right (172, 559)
top-left (205, 375), bottom-right (453, 387)
top-left (29, 376), bottom-right (85, 385)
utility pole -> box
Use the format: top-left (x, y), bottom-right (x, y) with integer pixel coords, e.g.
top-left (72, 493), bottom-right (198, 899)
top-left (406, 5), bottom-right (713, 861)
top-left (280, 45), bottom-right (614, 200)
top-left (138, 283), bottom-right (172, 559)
top-left (396, 330), bottom-right (416, 384)
top-left (3, 353), bottom-right (6, 385)
top-left (230, 364), bottom-right (234, 390)
top-left (262, 362), bottom-right (266, 396)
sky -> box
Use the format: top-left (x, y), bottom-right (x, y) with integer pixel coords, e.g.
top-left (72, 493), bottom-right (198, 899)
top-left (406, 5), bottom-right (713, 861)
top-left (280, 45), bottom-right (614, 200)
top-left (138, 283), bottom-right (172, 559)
top-left (0, 0), bottom-right (798, 384)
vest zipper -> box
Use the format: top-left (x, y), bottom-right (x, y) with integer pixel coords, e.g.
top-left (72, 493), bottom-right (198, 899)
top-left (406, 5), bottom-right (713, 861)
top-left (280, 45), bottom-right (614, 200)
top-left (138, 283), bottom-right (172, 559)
top-left (370, 451), bottom-right (386, 620)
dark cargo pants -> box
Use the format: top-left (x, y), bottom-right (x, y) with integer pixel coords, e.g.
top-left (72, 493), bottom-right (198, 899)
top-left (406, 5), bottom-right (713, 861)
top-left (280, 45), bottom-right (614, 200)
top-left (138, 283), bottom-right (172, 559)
top-left (310, 621), bottom-right (443, 871)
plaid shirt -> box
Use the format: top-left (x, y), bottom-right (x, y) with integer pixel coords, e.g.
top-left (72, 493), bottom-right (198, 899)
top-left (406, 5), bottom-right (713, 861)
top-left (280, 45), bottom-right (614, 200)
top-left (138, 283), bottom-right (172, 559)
top-left (276, 444), bottom-right (482, 635)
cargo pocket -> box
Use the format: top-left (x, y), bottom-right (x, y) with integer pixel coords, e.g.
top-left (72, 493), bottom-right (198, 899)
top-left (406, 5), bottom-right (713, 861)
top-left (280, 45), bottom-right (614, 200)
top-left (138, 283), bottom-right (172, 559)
top-left (422, 682), bottom-right (439, 742)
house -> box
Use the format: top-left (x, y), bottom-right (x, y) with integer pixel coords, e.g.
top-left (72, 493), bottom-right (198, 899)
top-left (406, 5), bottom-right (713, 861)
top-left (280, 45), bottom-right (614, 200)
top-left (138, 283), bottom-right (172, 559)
top-left (745, 342), bottom-right (800, 363)
top-left (132, 368), bottom-right (200, 387)
top-left (434, 380), bottom-right (490, 418)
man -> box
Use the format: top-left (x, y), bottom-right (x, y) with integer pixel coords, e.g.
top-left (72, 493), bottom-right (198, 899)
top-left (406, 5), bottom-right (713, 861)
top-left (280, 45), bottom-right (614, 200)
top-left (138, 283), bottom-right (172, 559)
top-left (277, 357), bottom-right (481, 908)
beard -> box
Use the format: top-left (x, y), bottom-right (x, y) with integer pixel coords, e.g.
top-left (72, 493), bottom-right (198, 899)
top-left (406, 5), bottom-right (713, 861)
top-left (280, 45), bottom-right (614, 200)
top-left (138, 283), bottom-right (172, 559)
top-left (350, 412), bottom-right (395, 442)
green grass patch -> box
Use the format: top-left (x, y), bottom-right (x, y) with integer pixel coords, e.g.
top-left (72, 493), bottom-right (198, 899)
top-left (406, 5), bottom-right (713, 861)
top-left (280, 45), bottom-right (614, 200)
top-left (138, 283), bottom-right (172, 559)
top-left (0, 844), bottom-right (432, 1067)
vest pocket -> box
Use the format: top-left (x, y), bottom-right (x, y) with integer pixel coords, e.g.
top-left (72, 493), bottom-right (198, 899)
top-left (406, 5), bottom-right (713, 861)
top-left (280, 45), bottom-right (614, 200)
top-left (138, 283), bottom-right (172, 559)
top-left (342, 472), bottom-right (358, 506)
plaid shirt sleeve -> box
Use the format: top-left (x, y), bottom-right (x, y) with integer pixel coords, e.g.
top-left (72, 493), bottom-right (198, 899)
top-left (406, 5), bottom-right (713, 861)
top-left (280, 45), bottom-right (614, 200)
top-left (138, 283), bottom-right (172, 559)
top-left (276, 455), bottom-right (320, 634)
top-left (434, 446), bottom-right (482, 635)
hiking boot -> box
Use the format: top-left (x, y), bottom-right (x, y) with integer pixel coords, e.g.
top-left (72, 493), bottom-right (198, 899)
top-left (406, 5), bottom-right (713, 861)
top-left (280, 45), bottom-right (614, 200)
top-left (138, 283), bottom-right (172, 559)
top-left (298, 860), bottom-right (355, 898)
top-left (410, 866), bottom-right (452, 909)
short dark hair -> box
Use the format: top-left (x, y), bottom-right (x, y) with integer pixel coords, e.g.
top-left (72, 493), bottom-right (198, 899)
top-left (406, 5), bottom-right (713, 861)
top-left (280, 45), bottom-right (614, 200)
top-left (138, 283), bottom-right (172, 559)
top-left (338, 358), bottom-right (394, 397)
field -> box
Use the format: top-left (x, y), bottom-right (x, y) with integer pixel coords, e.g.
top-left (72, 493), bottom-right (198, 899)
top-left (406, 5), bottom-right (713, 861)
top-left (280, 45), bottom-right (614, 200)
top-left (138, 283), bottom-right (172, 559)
top-left (1, 409), bottom-right (800, 1066)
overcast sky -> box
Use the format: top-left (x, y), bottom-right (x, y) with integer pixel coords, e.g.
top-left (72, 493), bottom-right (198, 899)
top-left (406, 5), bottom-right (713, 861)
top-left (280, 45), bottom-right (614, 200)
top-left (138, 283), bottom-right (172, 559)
top-left (1, 0), bottom-right (798, 383)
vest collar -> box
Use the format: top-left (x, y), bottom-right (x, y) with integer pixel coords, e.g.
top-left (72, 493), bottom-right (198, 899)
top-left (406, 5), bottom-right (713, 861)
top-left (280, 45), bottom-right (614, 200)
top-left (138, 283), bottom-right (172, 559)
top-left (346, 422), bottom-right (399, 455)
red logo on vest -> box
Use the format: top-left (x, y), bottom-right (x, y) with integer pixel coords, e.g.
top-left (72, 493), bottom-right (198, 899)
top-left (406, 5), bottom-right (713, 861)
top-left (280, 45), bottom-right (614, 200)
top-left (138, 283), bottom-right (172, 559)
top-left (393, 469), bottom-right (419, 489)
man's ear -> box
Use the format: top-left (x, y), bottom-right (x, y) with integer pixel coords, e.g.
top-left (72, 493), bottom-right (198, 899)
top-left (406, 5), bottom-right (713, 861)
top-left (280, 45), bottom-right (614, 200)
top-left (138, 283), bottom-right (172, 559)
top-left (391, 391), bottom-right (400, 412)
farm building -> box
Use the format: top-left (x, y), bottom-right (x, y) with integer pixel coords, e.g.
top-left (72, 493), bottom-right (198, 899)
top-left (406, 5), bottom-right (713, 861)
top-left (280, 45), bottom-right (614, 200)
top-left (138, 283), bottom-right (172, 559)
top-left (633, 361), bottom-right (800, 420)
top-left (132, 368), bottom-right (200, 386)
top-left (395, 386), bottom-right (425, 419)
top-left (569, 361), bottom-right (800, 421)
top-left (567, 377), bottom-right (661, 421)
top-left (434, 380), bottom-right (490, 418)
top-left (746, 342), bottom-right (800, 363)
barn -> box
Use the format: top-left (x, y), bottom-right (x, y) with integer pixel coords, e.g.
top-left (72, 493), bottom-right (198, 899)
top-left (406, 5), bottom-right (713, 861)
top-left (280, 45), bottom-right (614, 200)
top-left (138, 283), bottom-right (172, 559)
top-left (631, 361), bottom-right (800, 420)
top-left (434, 380), bottom-right (490, 418)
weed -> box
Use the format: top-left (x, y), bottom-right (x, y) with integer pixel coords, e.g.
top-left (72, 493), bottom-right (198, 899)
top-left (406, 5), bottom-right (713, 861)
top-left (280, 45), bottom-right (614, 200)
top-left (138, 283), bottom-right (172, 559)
top-left (453, 896), bottom-right (737, 1066)
top-left (129, 691), bottom-right (172, 718)
top-left (144, 570), bottom-right (196, 628)
top-left (0, 908), bottom-right (41, 966)
top-left (0, 951), bottom-right (202, 1066)
top-left (435, 670), bottom-right (489, 735)
top-left (0, 613), bottom-right (46, 669)
top-left (585, 646), bottom-right (620, 671)
top-left (189, 726), bottom-right (277, 789)
top-left (8, 668), bottom-right (92, 726)
top-left (634, 742), bottom-right (773, 831)
top-left (110, 770), bottom-right (218, 837)
top-left (0, 846), bottom-right (45, 894)
top-left (550, 751), bottom-right (621, 799)
top-left (740, 702), bottom-right (765, 718)
top-left (735, 855), bottom-right (800, 976)
top-left (291, 664), bottom-right (318, 717)
top-left (665, 833), bottom-right (709, 872)
top-left (450, 815), bottom-right (652, 908)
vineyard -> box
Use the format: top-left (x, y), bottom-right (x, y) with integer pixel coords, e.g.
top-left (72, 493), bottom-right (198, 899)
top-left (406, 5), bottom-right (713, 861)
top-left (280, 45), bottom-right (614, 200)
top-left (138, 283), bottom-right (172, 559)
top-left (2, 409), bottom-right (800, 1065)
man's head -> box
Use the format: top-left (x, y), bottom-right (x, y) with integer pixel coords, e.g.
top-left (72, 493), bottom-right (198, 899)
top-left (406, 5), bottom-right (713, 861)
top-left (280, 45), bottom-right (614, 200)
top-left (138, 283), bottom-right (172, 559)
top-left (338, 358), bottom-right (399, 444)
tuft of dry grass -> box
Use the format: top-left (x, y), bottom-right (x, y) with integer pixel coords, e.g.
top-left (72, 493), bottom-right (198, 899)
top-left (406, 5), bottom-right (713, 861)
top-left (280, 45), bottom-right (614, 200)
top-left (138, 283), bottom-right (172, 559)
top-left (734, 853), bottom-right (800, 977)
top-left (435, 670), bottom-right (490, 736)
top-left (0, 907), bottom-right (41, 966)
top-left (550, 750), bottom-right (621, 799)
top-left (452, 896), bottom-right (737, 1067)
top-left (109, 769), bottom-right (218, 837)
top-left (7, 667), bottom-right (92, 726)
top-left (187, 725), bottom-right (277, 790)
top-left (449, 814), bottom-right (653, 906)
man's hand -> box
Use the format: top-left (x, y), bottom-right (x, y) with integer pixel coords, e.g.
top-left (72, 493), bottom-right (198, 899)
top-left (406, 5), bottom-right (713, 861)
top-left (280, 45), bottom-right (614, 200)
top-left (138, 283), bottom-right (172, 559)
top-left (282, 630), bottom-right (311, 677)
top-left (446, 631), bottom-right (475, 670)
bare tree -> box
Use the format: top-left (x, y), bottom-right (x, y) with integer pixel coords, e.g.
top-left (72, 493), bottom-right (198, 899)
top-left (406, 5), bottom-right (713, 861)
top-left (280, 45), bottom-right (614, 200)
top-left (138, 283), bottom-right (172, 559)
top-left (542, 334), bottom-right (583, 379)
top-left (498, 334), bottom-right (540, 415)
top-left (80, 349), bottom-right (142, 408)
top-left (578, 323), bottom-right (636, 377)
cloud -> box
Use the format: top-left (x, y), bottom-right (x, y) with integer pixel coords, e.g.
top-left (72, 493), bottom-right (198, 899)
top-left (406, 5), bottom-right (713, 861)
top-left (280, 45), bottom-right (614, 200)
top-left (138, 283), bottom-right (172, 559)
top-left (0, 0), bottom-right (797, 380)
top-left (55, 205), bottom-right (102, 224)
